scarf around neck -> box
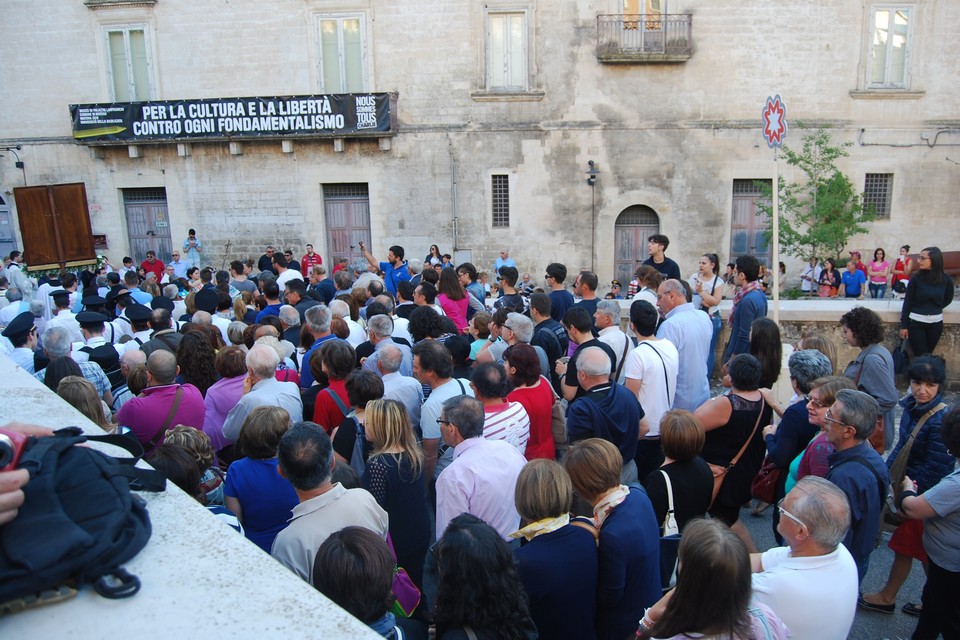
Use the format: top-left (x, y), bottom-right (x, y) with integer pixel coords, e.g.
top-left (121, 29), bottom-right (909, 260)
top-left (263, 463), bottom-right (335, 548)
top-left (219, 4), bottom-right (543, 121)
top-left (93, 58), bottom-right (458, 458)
top-left (593, 485), bottom-right (630, 528)
top-left (728, 280), bottom-right (764, 326)
top-left (510, 514), bottom-right (571, 542)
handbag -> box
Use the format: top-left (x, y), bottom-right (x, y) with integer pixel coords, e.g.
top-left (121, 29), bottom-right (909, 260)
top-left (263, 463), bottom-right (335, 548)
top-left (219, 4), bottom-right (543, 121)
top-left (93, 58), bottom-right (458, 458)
top-left (892, 338), bottom-right (910, 375)
top-left (750, 456), bottom-right (783, 505)
top-left (707, 397), bottom-right (765, 508)
top-left (386, 533), bottom-right (421, 618)
top-left (659, 469), bottom-right (680, 592)
top-left (883, 402), bottom-right (948, 528)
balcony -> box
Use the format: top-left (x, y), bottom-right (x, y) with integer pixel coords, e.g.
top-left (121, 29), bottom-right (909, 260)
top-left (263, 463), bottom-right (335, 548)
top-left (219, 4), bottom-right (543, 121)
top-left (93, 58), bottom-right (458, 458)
top-left (596, 14), bottom-right (693, 63)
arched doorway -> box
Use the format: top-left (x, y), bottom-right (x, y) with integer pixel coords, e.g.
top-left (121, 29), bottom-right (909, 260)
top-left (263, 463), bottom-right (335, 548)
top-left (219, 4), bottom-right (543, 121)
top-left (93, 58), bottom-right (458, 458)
top-left (614, 205), bottom-right (660, 286)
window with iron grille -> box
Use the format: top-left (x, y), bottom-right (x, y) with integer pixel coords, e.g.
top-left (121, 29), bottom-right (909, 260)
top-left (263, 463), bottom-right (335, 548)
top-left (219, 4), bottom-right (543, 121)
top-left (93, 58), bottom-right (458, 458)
top-left (863, 173), bottom-right (892, 219)
top-left (492, 174), bottom-right (510, 228)
top-left (323, 183), bottom-right (369, 199)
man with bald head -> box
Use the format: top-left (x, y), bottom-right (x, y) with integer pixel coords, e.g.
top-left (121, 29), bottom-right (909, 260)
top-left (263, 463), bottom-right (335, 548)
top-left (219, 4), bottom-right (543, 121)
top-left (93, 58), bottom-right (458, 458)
top-left (565, 346), bottom-right (645, 483)
top-left (750, 476), bottom-right (859, 639)
top-left (378, 343), bottom-right (423, 427)
top-left (111, 348), bottom-right (147, 411)
top-left (221, 343), bottom-right (303, 443)
top-left (116, 349), bottom-right (205, 453)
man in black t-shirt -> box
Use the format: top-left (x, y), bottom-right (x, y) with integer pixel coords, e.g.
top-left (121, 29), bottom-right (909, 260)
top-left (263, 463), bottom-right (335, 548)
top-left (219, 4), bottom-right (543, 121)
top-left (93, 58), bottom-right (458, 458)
top-left (642, 234), bottom-right (682, 282)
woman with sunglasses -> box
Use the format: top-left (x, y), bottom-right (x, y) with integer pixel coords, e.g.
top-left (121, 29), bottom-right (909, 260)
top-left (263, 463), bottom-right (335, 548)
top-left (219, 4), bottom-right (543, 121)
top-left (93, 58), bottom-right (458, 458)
top-left (900, 246), bottom-right (954, 356)
top-left (783, 376), bottom-right (856, 495)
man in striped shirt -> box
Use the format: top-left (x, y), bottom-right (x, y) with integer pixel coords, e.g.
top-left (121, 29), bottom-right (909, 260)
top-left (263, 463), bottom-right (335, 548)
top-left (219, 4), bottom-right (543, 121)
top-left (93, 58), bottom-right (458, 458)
top-left (470, 362), bottom-right (529, 454)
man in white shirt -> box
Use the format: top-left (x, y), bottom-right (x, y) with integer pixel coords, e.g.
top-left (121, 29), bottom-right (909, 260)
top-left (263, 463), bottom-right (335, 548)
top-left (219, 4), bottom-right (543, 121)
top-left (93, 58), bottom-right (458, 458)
top-left (435, 395), bottom-right (526, 541)
top-left (377, 344), bottom-right (423, 427)
top-left (751, 476), bottom-right (859, 640)
top-left (623, 299), bottom-right (679, 481)
top-left (595, 299), bottom-right (631, 384)
top-left (274, 254), bottom-right (304, 290)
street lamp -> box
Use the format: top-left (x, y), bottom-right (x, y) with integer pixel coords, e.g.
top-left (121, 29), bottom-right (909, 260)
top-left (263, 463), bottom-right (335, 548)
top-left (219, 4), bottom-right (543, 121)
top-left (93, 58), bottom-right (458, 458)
top-left (586, 160), bottom-right (599, 271)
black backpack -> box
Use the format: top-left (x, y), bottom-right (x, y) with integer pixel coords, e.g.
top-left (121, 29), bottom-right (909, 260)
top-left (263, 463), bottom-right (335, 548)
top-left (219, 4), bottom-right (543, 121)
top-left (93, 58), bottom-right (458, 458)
top-left (0, 428), bottom-right (165, 612)
top-left (80, 344), bottom-right (124, 391)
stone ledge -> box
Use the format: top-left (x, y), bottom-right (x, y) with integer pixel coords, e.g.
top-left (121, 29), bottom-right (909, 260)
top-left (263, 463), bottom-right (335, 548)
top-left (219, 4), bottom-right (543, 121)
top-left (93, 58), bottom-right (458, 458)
top-left (0, 354), bottom-right (379, 639)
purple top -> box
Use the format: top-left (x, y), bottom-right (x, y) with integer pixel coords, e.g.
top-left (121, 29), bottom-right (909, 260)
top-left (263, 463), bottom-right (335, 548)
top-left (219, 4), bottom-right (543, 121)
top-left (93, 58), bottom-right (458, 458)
top-left (116, 383), bottom-right (206, 454)
top-left (203, 374), bottom-right (246, 452)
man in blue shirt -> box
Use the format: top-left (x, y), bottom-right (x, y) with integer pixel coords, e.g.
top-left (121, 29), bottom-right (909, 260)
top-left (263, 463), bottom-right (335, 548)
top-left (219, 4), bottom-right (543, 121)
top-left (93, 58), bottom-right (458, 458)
top-left (723, 255), bottom-right (768, 364)
top-left (824, 389), bottom-right (889, 582)
top-left (359, 240), bottom-right (410, 298)
top-left (656, 279), bottom-right (712, 412)
top-left (299, 304), bottom-right (340, 388)
top-left (840, 260), bottom-right (867, 299)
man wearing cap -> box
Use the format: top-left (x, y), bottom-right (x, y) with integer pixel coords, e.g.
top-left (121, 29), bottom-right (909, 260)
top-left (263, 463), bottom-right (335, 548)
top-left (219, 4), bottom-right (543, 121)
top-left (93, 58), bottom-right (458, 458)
top-left (74, 311), bottom-right (124, 365)
top-left (2, 312), bottom-right (38, 372)
top-left (193, 288), bottom-right (219, 323)
top-left (140, 251), bottom-right (165, 281)
top-left (123, 305), bottom-right (154, 349)
top-left (35, 272), bottom-right (64, 321)
top-left (850, 251), bottom-right (867, 278)
top-left (46, 290), bottom-right (82, 343)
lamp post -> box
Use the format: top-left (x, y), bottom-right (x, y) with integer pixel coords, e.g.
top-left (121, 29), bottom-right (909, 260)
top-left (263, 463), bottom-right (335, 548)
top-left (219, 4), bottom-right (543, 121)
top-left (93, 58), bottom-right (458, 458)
top-left (586, 160), bottom-right (599, 272)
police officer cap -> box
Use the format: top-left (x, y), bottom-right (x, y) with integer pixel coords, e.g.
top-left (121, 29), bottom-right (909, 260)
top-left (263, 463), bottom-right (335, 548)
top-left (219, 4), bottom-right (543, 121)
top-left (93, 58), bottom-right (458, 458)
top-left (81, 295), bottom-right (107, 307)
top-left (77, 311), bottom-right (109, 327)
top-left (106, 287), bottom-right (131, 302)
top-left (49, 290), bottom-right (71, 304)
top-left (151, 295), bottom-right (174, 312)
top-left (125, 304), bottom-right (152, 322)
top-left (194, 288), bottom-right (218, 313)
top-left (2, 312), bottom-right (36, 340)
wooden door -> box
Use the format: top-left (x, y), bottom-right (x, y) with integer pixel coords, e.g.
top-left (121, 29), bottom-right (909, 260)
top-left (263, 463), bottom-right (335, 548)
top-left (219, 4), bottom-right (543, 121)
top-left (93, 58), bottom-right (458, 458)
top-left (123, 188), bottom-right (172, 263)
top-left (13, 183), bottom-right (95, 270)
top-left (614, 205), bottom-right (660, 286)
top-left (730, 180), bottom-right (772, 266)
top-left (323, 183), bottom-right (371, 268)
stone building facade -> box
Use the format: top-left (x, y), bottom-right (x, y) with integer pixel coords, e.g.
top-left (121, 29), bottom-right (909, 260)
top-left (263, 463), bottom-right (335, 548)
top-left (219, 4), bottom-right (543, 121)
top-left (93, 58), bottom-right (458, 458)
top-left (1, 0), bottom-right (957, 284)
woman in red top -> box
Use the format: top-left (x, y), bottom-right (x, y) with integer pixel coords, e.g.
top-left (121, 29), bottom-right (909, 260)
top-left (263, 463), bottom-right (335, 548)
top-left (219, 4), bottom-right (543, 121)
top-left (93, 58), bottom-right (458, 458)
top-left (891, 244), bottom-right (913, 293)
top-left (437, 267), bottom-right (469, 333)
top-left (504, 344), bottom-right (556, 460)
top-left (312, 340), bottom-right (355, 434)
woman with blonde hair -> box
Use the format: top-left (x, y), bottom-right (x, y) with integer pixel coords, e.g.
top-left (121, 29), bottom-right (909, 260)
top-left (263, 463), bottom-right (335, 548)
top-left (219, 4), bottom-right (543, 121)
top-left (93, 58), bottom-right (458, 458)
top-left (362, 398), bottom-right (430, 592)
top-left (58, 375), bottom-right (115, 433)
top-left (512, 458), bottom-right (598, 640)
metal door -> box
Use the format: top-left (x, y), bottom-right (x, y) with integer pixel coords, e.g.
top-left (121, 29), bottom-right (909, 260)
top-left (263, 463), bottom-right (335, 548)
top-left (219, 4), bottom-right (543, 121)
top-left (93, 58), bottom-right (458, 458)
top-left (614, 205), bottom-right (660, 286)
top-left (123, 188), bottom-right (172, 263)
top-left (730, 180), bottom-right (772, 266)
top-left (0, 197), bottom-right (17, 260)
top-left (323, 183), bottom-right (371, 268)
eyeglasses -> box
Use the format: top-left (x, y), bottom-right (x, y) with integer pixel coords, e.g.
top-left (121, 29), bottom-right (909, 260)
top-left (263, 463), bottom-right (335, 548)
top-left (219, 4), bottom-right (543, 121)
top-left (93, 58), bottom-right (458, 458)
top-left (777, 498), bottom-right (806, 529)
top-left (172, 253), bottom-right (180, 256)
top-left (822, 410), bottom-right (848, 428)
top-left (804, 394), bottom-right (826, 409)
top-left (435, 419), bottom-right (455, 429)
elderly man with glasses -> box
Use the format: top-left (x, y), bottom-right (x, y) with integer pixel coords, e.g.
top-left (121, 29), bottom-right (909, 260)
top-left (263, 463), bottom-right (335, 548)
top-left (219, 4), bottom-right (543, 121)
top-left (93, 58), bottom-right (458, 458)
top-left (823, 389), bottom-right (890, 582)
top-left (750, 476), bottom-right (860, 639)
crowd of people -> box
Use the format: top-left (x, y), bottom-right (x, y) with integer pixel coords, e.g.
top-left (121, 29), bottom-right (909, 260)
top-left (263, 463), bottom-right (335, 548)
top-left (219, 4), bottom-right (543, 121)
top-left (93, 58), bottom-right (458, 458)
top-left (0, 233), bottom-right (957, 640)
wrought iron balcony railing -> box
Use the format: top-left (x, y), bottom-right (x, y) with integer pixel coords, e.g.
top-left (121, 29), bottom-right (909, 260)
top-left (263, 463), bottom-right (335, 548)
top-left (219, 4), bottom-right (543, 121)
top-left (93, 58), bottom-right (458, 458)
top-left (596, 14), bottom-right (693, 62)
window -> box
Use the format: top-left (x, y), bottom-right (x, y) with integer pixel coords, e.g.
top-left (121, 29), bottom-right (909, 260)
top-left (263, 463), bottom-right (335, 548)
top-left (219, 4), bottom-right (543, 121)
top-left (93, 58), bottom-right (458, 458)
top-left (730, 179), bottom-right (772, 266)
top-left (492, 174), bottom-right (510, 228)
top-left (105, 26), bottom-right (154, 101)
top-left (863, 173), bottom-right (893, 219)
top-left (486, 11), bottom-right (528, 91)
top-left (868, 7), bottom-right (912, 88)
top-left (318, 15), bottom-right (367, 93)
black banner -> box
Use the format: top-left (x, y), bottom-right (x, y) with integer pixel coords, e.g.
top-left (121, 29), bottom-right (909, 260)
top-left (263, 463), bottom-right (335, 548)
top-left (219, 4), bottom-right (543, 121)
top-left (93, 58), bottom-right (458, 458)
top-left (69, 93), bottom-right (396, 143)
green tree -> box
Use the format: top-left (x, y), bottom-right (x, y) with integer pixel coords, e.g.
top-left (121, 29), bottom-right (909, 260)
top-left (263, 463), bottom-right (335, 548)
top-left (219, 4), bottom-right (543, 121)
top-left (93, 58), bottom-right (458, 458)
top-left (757, 127), bottom-right (875, 262)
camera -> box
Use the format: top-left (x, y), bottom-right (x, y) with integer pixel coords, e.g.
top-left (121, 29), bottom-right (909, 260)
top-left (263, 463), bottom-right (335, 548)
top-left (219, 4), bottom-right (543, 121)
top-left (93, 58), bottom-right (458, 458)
top-left (0, 429), bottom-right (29, 472)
